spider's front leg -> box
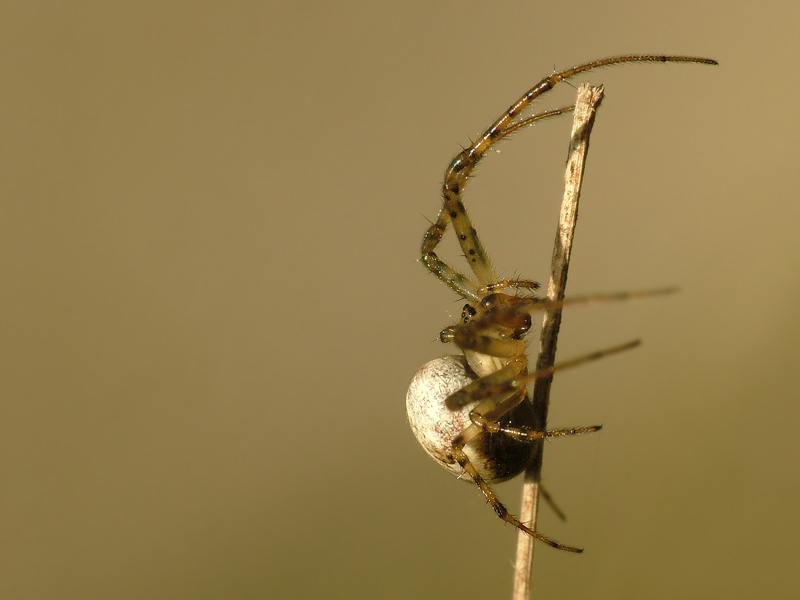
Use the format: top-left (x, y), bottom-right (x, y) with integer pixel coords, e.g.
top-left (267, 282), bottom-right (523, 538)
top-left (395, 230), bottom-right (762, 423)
top-left (420, 107), bottom-right (572, 302)
top-left (421, 55), bottom-right (716, 303)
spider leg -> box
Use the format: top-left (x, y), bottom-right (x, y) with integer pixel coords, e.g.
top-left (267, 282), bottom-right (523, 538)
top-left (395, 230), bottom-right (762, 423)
top-left (446, 340), bottom-right (637, 441)
top-left (471, 413), bottom-right (602, 442)
top-left (468, 287), bottom-right (679, 333)
top-left (429, 55), bottom-right (715, 290)
top-left (516, 340), bottom-right (641, 386)
top-left (423, 108), bottom-right (573, 294)
top-left (464, 55), bottom-right (717, 176)
top-left (539, 483), bottom-right (568, 522)
top-left (437, 353), bottom-right (598, 550)
top-left (434, 342), bottom-right (526, 402)
top-left (477, 278), bottom-right (540, 296)
top-left (445, 359), bottom-right (527, 410)
top-left (450, 327), bottom-right (526, 359)
top-left (419, 218), bottom-right (482, 301)
top-left (450, 423), bottom-right (584, 553)
top-left (443, 358), bottom-right (603, 441)
top-left (497, 106), bottom-right (573, 139)
top-left (521, 286), bottom-right (680, 312)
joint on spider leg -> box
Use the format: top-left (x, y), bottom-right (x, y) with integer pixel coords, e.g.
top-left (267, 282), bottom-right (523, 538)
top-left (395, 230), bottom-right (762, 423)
top-left (420, 252), bottom-right (482, 302)
top-left (420, 252), bottom-right (440, 274)
top-left (468, 412), bottom-right (503, 435)
top-left (491, 499), bottom-right (509, 519)
top-left (447, 151), bottom-right (472, 178)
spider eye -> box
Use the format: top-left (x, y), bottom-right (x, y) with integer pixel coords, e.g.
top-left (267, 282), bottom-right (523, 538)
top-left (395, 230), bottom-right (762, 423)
top-left (461, 304), bottom-right (477, 322)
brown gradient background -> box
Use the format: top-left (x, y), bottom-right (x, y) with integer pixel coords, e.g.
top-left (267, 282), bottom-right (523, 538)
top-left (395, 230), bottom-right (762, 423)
top-left (2, 2), bottom-right (798, 599)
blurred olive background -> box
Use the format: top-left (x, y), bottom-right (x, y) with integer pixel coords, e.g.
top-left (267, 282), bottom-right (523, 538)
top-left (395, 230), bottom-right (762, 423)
top-left (2, 2), bottom-right (798, 599)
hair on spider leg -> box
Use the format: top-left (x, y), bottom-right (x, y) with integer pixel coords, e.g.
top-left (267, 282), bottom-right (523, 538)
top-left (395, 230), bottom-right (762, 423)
top-left (408, 54), bottom-right (717, 552)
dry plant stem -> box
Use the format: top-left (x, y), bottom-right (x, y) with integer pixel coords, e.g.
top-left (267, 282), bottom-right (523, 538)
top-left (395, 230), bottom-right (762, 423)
top-left (512, 84), bottom-right (605, 600)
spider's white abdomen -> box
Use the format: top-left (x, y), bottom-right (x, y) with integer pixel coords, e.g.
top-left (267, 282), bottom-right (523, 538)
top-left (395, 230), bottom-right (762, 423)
top-left (406, 355), bottom-right (534, 484)
top-left (406, 356), bottom-right (475, 476)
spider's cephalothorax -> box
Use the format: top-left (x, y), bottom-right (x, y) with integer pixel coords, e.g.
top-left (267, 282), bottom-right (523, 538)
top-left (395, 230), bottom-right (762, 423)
top-left (406, 54), bottom-right (717, 553)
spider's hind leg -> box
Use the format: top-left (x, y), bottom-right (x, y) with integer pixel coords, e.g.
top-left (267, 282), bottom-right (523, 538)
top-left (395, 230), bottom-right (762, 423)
top-left (450, 423), bottom-right (584, 553)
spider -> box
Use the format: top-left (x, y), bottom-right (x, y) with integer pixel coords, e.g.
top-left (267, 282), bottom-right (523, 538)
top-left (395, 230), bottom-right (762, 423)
top-left (406, 55), bottom-right (717, 553)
